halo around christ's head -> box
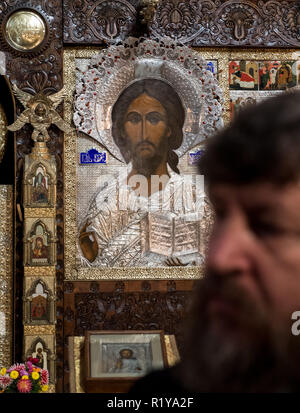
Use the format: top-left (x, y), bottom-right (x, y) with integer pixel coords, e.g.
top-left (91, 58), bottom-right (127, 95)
top-left (74, 37), bottom-right (224, 163)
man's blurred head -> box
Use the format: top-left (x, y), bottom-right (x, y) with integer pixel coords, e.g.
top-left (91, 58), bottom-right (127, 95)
top-left (179, 91), bottom-right (300, 392)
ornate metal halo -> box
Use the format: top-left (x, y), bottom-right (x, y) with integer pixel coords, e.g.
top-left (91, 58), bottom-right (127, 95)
top-left (74, 37), bottom-right (223, 162)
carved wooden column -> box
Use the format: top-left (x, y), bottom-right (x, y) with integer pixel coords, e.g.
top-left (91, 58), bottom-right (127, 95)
top-left (6, 84), bottom-right (69, 391)
top-left (0, 0), bottom-right (64, 392)
top-left (0, 185), bottom-right (13, 368)
top-left (22, 139), bottom-right (57, 388)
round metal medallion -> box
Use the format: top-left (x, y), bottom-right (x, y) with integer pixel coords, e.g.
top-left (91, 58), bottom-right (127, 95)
top-left (5, 10), bottom-right (46, 52)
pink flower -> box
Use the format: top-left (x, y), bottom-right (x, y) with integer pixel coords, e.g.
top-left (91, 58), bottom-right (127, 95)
top-left (17, 379), bottom-right (32, 393)
top-left (40, 369), bottom-right (49, 385)
top-left (26, 361), bottom-right (33, 373)
top-left (7, 363), bottom-right (26, 373)
top-left (0, 375), bottom-right (13, 389)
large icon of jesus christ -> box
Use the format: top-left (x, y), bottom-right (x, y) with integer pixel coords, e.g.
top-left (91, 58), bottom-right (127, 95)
top-left (78, 78), bottom-right (203, 268)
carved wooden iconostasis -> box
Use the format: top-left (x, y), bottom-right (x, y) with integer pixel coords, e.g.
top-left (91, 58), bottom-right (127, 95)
top-left (0, 0), bottom-right (299, 393)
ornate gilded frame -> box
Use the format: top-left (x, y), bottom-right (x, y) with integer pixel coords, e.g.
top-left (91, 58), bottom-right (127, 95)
top-left (24, 334), bottom-right (56, 384)
top-left (24, 161), bottom-right (56, 209)
top-left (24, 218), bottom-right (56, 267)
top-left (0, 185), bottom-right (13, 367)
top-left (64, 47), bottom-right (299, 281)
top-left (24, 277), bottom-right (56, 325)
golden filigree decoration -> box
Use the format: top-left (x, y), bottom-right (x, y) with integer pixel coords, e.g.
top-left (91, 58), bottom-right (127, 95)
top-left (0, 105), bottom-right (7, 164)
top-left (70, 336), bottom-right (84, 393)
top-left (24, 325), bottom-right (55, 336)
top-left (24, 266), bottom-right (56, 277)
top-left (48, 384), bottom-right (55, 393)
top-left (164, 335), bottom-right (180, 367)
top-left (140, 0), bottom-right (159, 25)
top-left (64, 49), bottom-right (88, 281)
top-left (8, 85), bottom-right (70, 143)
top-left (0, 186), bottom-right (13, 367)
top-left (28, 141), bottom-right (52, 161)
top-left (64, 47), bottom-right (299, 281)
top-left (24, 208), bottom-right (56, 218)
top-left (74, 267), bottom-right (204, 281)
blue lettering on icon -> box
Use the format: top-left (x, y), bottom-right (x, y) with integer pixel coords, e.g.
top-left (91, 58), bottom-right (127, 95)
top-left (189, 149), bottom-right (205, 165)
top-left (206, 61), bottom-right (215, 74)
top-left (80, 149), bottom-right (107, 164)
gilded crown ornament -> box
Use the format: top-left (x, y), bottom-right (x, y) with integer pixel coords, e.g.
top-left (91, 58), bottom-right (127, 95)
top-left (8, 84), bottom-right (70, 142)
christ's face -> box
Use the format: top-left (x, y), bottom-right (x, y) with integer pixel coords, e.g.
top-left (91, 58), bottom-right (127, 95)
top-left (120, 349), bottom-right (133, 359)
top-left (123, 93), bottom-right (171, 162)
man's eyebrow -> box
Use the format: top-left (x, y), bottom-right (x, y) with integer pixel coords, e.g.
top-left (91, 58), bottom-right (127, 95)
top-left (126, 111), bottom-right (140, 115)
top-left (146, 111), bottom-right (165, 117)
top-left (125, 111), bottom-right (141, 119)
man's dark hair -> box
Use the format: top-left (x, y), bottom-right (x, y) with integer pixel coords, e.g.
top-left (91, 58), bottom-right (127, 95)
top-left (111, 78), bottom-right (185, 174)
top-left (199, 91), bottom-right (300, 186)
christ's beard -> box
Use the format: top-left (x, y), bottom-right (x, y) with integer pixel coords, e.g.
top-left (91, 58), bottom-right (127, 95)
top-left (176, 275), bottom-right (300, 392)
top-left (130, 139), bottom-right (168, 178)
top-left (132, 151), bottom-right (163, 177)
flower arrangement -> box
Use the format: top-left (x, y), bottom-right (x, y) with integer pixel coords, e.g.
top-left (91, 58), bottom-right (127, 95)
top-left (0, 358), bottom-right (49, 393)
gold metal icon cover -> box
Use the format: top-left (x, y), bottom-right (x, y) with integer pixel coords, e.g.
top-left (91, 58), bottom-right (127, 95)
top-left (5, 10), bottom-right (46, 52)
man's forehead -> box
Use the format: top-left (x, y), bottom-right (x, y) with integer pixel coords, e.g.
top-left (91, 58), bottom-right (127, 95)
top-left (209, 181), bottom-right (300, 212)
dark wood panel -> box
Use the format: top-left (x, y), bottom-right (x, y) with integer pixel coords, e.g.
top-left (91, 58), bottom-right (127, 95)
top-left (63, 0), bottom-right (300, 48)
top-left (63, 280), bottom-right (194, 392)
top-left (63, 0), bottom-right (140, 44)
top-left (148, 0), bottom-right (300, 48)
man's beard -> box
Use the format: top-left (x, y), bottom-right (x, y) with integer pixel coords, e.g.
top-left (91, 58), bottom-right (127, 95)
top-left (130, 138), bottom-right (168, 177)
top-left (175, 274), bottom-right (300, 392)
